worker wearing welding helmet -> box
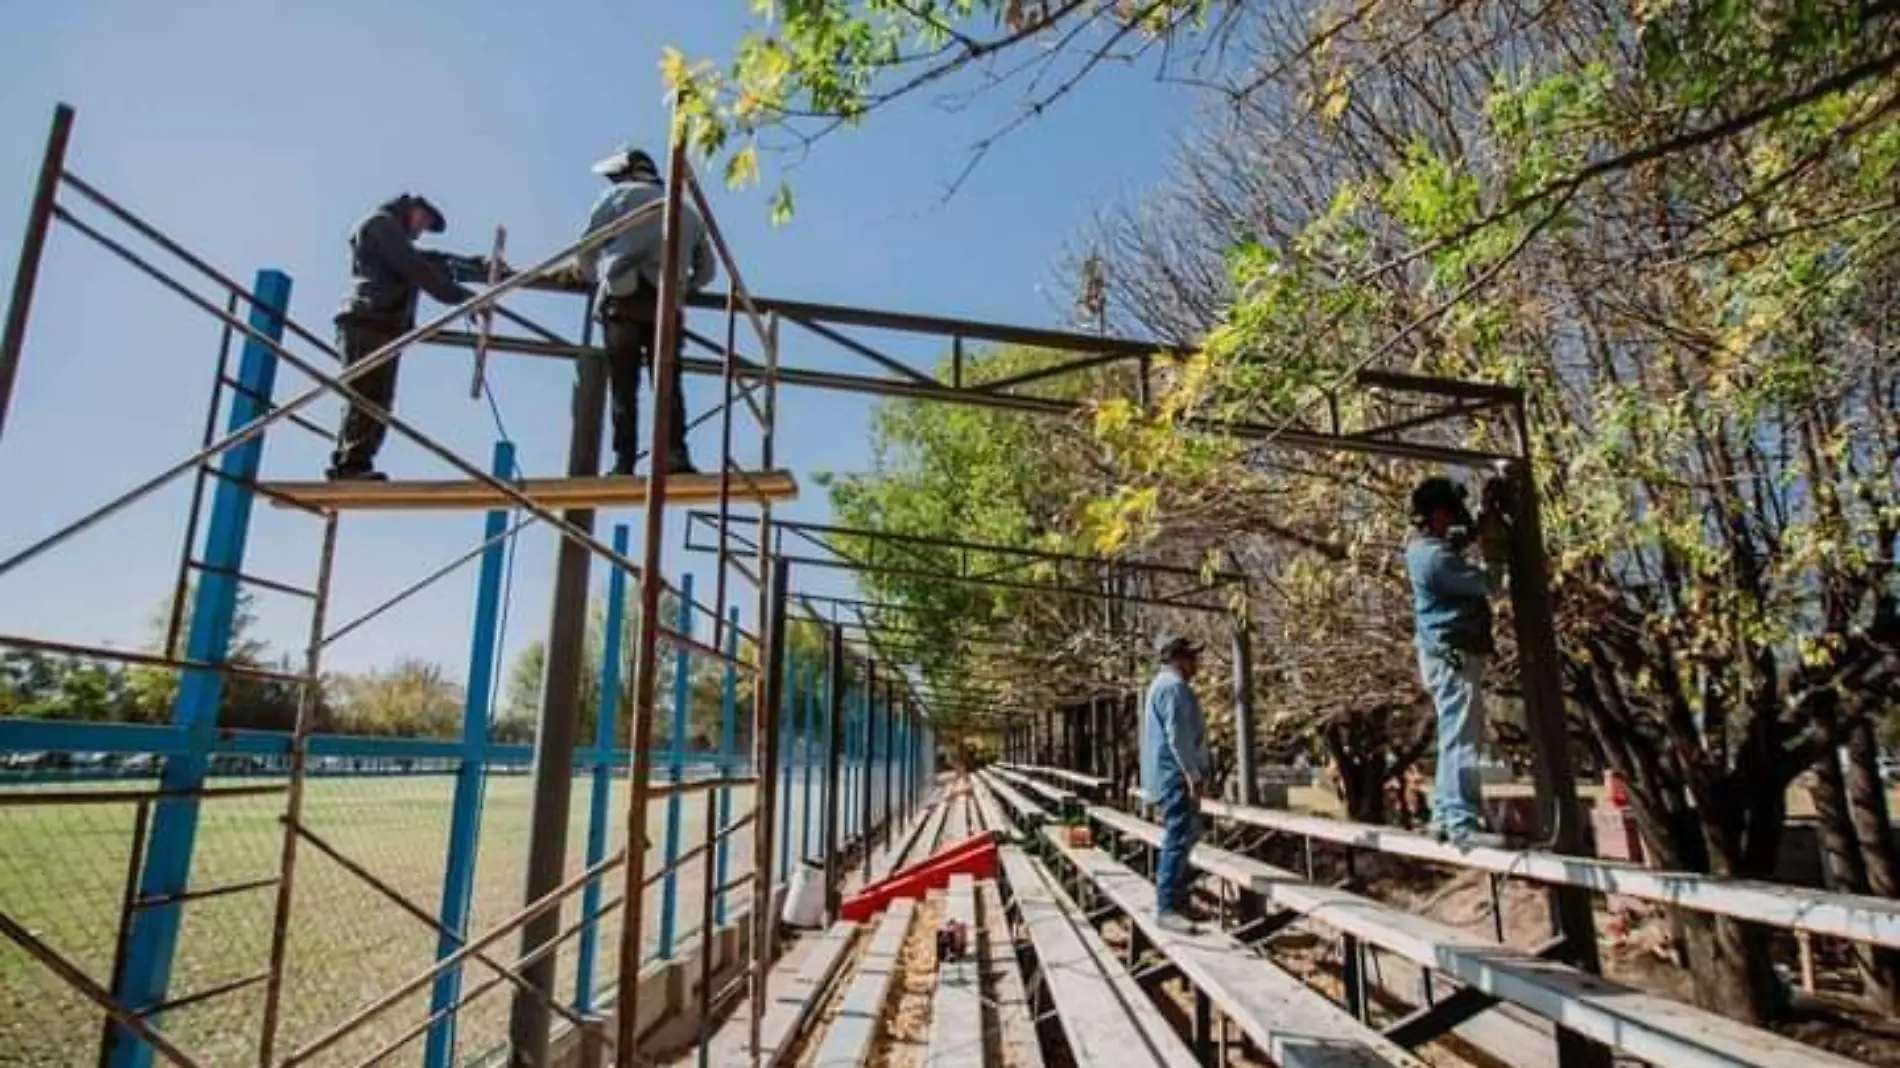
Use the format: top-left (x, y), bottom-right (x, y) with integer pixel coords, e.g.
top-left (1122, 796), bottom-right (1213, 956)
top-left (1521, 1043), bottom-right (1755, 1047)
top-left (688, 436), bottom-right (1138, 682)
top-left (1405, 475), bottom-right (1510, 847)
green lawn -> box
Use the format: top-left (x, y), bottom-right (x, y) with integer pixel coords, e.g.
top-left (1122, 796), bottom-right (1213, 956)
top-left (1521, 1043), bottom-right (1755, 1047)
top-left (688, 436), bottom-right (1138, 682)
top-left (0, 771), bottom-right (837, 1068)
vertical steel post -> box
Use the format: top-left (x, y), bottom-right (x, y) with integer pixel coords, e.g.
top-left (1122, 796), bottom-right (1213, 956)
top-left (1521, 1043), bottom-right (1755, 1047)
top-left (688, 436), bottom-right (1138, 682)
top-left (847, 688), bottom-right (861, 842)
top-left (0, 103), bottom-right (74, 445)
top-left (576, 523), bottom-right (632, 1013)
top-left (1231, 616), bottom-right (1259, 806)
top-left (515, 314), bottom-right (610, 1068)
top-left (426, 440), bottom-right (516, 1068)
top-left (611, 132), bottom-right (690, 1068)
top-left (823, 626), bottom-right (847, 917)
top-left (660, 572), bottom-right (695, 959)
top-left (778, 655), bottom-right (797, 880)
top-left (861, 670), bottom-right (879, 882)
top-left (108, 269), bottom-right (291, 1068)
top-left (258, 513), bottom-right (338, 1068)
top-left (800, 655), bottom-right (819, 863)
top-left (1503, 461), bottom-right (1611, 1068)
top-left (746, 561), bottom-right (792, 1059)
top-left (714, 607), bottom-right (739, 925)
top-left (694, 787), bottom-right (719, 1068)
top-left (881, 681), bottom-right (896, 837)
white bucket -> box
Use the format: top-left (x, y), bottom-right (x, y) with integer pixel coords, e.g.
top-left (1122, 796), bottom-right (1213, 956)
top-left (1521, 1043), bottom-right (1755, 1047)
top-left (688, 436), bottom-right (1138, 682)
top-left (781, 860), bottom-right (826, 929)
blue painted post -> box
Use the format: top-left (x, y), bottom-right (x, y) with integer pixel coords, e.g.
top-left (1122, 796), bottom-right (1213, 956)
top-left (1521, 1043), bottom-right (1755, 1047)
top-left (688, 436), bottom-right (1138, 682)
top-left (659, 573), bottom-right (693, 958)
top-left (800, 658), bottom-right (819, 862)
top-left (714, 607), bottom-right (738, 925)
top-left (425, 440), bottom-right (515, 1068)
top-left (573, 524), bottom-right (631, 1014)
top-left (107, 270), bottom-right (292, 1068)
top-left (777, 656), bottom-right (796, 878)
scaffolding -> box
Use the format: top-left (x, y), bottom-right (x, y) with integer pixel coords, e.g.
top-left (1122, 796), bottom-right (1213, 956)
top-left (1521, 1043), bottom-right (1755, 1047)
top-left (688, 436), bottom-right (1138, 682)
top-left (0, 97), bottom-right (1611, 1068)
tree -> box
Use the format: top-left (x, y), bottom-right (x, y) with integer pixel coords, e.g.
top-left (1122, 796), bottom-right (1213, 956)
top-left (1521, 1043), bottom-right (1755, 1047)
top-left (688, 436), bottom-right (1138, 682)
top-left (683, 1), bottom-right (1900, 1023)
top-left (1069, 2), bottom-right (1900, 1025)
top-left (327, 658), bottom-right (464, 738)
top-left (497, 587), bottom-right (756, 749)
top-left (128, 585), bottom-right (308, 730)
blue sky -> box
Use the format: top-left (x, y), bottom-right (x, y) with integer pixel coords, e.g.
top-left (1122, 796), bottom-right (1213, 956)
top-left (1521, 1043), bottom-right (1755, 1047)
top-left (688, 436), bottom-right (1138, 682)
top-left (0, 0), bottom-right (1191, 684)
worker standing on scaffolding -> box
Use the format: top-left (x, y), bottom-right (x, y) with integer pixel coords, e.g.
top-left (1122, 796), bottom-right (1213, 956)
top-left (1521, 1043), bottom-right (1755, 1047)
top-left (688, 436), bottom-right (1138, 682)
top-left (579, 144), bottom-right (717, 476)
top-left (1140, 634), bottom-right (1210, 933)
top-left (1405, 476), bottom-right (1510, 848)
top-left (328, 194), bottom-right (491, 481)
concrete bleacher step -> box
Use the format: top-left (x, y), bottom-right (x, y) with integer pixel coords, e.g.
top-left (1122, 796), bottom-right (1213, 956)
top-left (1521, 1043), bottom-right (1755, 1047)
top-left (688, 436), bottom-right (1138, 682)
top-left (977, 879), bottom-right (1044, 1068)
top-left (1090, 806), bottom-right (1867, 1068)
top-left (925, 874), bottom-right (985, 1068)
top-left (1042, 825), bottom-right (1425, 1068)
top-left (998, 844), bottom-right (1197, 1068)
top-left (808, 897), bottom-right (918, 1067)
top-left (698, 922), bottom-right (860, 1068)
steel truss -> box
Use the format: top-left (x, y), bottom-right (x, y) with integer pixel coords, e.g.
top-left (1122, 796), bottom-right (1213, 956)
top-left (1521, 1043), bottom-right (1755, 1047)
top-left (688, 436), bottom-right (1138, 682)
top-left (0, 89), bottom-right (1607, 1068)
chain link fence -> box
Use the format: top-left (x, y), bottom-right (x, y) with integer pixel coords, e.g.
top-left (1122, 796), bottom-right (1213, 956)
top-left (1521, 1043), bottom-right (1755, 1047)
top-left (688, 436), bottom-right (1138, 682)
top-left (0, 740), bottom-right (866, 1067)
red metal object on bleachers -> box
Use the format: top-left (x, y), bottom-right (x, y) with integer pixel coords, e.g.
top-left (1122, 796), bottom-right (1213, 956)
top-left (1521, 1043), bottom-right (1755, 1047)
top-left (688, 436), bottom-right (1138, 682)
top-left (840, 832), bottom-right (998, 922)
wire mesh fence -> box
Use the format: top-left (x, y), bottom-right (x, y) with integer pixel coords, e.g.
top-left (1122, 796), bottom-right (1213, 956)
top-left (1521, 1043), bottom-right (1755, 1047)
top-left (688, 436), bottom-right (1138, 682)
top-left (0, 736), bottom-right (874, 1067)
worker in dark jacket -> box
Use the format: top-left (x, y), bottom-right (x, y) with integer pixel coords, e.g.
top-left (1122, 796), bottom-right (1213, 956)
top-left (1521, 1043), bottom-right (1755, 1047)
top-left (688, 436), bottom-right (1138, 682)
top-left (328, 194), bottom-right (491, 481)
top-left (578, 146), bottom-right (716, 476)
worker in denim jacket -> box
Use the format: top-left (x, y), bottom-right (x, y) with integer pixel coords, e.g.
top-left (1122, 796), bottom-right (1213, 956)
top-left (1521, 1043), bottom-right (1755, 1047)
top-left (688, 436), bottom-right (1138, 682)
top-left (1140, 633), bottom-right (1211, 933)
top-left (1405, 476), bottom-right (1509, 847)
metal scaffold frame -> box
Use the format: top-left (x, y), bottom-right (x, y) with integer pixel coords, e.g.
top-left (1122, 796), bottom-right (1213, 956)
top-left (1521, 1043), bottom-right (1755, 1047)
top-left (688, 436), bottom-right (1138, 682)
top-left (0, 93), bottom-right (1607, 1068)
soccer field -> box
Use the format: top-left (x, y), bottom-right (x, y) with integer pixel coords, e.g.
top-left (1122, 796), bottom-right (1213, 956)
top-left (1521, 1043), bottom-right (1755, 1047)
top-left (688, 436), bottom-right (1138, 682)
top-left (0, 769), bottom-right (843, 1068)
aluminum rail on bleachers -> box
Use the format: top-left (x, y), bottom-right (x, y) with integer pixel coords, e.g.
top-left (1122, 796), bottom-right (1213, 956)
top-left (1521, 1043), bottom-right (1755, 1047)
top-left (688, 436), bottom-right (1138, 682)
top-left (987, 765), bottom-right (1075, 808)
top-left (1196, 796), bottom-right (1900, 953)
top-left (996, 845), bottom-right (1197, 1068)
top-left (1091, 807), bottom-right (1867, 1068)
top-left (976, 769), bottom-right (1048, 824)
top-left (1042, 825), bottom-right (1425, 1068)
top-left (998, 761), bottom-right (1112, 792)
top-left (968, 772), bottom-right (1012, 837)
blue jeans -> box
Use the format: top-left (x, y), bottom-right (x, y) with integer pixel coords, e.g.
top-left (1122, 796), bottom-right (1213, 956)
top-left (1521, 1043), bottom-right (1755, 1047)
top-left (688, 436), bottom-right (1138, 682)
top-left (1154, 777), bottom-right (1199, 914)
top-left (1418, 646), bottom-right (1487, 837)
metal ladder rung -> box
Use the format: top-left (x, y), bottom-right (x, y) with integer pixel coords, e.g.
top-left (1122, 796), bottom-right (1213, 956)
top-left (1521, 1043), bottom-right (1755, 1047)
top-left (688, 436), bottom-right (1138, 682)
top-left (195, 463), bottom-right (327, 516)
top-left (135, 969), bottom-right (269, 1018)
top-left (134, 875), bottom-right (280, 911)
top-left (186, 559), bottom-right (317, 601)
top-left (217, 375), bottom-right (331, 440)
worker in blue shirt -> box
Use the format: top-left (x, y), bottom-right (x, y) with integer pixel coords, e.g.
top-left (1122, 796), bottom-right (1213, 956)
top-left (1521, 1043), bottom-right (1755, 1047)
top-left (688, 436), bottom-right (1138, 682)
top-left (579, 144), bottom-right (717, 477)
top-left (1140, 634), bottom-right (1212, 932)
top-left (1405, 476), bottom-right (1509, 847)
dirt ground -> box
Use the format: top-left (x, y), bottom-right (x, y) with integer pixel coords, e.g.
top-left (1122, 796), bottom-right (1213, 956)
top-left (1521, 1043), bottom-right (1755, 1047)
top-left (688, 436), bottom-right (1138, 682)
top-left (880, 893), bottom-right (944, 1068)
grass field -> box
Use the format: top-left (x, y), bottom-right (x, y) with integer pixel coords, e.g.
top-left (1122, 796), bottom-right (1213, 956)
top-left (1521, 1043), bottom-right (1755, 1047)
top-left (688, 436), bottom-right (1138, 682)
top-left (0, 769), bottom-right (854, 1068)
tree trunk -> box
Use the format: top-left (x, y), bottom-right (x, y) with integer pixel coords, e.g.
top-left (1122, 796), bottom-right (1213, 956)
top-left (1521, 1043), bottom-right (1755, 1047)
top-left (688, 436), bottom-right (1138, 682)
top-left (1679, 908), bottom-right (1783, 1024)
top-left (1844, 717), bottom-right (1900, 1013)
top-left (1320, 728), bottom-right (1389, 825)
top-left (1812, 744), bottom-right (1869, 893)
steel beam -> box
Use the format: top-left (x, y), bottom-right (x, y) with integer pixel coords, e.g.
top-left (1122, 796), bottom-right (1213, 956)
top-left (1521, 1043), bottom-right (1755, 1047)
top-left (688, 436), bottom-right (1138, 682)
top-left (509, 313), bottom-right (607, 1066)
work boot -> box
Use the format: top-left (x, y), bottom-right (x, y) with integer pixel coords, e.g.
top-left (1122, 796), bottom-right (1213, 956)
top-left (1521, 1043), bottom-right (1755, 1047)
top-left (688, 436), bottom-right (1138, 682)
top-left (664, 450), bottom-right (698, 476)
top-left (610, 455), bottom-right (638, 477)
top-left (1155, 911), bottom-right (1198, 935)
top-left (326, 462), bottom-right (388, 482)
